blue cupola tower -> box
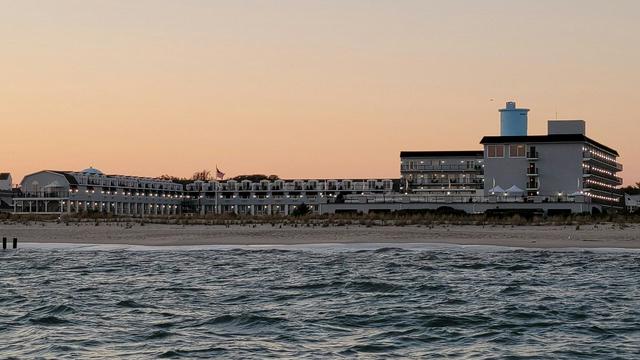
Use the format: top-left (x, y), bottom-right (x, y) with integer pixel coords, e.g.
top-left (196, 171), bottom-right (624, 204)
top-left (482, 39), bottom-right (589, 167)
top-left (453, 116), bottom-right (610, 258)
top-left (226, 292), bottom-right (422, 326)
top-left (499, 101), bottom-right (529, 136)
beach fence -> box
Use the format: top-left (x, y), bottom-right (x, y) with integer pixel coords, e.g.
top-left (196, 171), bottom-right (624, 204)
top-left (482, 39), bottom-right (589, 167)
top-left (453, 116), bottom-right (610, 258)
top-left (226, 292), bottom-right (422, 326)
top-left (2, 237), bottom-right (18, 249)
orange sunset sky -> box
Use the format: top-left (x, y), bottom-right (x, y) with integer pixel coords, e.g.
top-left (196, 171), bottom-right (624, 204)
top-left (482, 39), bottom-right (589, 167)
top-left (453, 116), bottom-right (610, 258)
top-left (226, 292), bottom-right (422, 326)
top-left (1, 1), bottom-right (638, 184)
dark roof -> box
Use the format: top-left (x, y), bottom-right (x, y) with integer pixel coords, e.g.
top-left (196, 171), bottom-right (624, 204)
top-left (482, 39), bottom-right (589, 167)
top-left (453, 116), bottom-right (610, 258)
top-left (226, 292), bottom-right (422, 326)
top-left (0, 173), bottom-right (10, 180)
top-left (49, 171), bottom-right (79, 186)
top-left (479, 134), bottom-right (619, 156)
top-left (400, 151), bottom-right (484, 158)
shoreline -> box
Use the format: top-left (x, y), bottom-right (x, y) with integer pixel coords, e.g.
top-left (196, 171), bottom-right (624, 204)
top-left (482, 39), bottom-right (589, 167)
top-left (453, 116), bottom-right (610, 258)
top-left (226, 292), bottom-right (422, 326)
top-left (12, 241), bottom-right (640, 252)
top-left (1, 222), bottom-right (639, 249)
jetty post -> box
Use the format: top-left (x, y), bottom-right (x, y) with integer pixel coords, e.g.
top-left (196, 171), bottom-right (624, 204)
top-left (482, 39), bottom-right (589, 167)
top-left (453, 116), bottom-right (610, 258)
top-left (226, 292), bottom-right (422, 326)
top-left (2, 237), bottom-right (6, 250)
top-left (13, 237), bottom-right (17, 249)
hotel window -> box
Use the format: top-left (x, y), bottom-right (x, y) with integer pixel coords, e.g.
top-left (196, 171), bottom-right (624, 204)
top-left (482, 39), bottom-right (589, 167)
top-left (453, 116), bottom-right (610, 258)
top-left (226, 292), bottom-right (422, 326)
top-left (509, 144), bottom-right (526, 158)
top-left (487, 145), bottom-right (504, 158)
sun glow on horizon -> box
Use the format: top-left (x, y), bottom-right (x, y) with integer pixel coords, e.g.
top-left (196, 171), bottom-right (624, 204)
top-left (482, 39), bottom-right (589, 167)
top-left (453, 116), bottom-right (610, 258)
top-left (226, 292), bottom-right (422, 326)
top-left (1, 1), bottom-right (638, 185)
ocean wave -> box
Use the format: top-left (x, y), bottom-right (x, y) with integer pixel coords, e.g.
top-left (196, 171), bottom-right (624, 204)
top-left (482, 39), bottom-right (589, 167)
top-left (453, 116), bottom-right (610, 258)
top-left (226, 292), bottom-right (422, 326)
top-left (28, 316), bottom-right (70, 325)
top-left (1, 247), bottom-right (639, 358)
top-left (198, 313), bottom-right (288, 328)
top-left (116, 299), bottom-right (156, 309)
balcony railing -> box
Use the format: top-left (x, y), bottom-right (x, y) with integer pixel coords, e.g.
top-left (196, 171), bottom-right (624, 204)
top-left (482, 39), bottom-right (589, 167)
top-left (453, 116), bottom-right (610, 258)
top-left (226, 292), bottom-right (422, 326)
top-left (17, 192), bottom-right (69, 199)
top-left (400, 164), bottom-right (482, 172)
top-left (582, 171), bottom-right (623, 185)
top-left (582, 154), bottom-right (623, 171)
top-left (408, 179), bottom-right (484, 186)
top-left (526, 151), bottom-right (539, 160)
top-left (526, 182), bottom-right (539, 190)
top-left (527, 168), bottom-right (539, 175)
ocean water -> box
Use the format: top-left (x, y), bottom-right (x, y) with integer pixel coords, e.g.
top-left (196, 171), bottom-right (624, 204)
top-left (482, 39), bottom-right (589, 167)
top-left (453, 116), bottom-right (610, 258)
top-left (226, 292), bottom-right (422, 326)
top-left (1, 245), bottom-right (639, 359)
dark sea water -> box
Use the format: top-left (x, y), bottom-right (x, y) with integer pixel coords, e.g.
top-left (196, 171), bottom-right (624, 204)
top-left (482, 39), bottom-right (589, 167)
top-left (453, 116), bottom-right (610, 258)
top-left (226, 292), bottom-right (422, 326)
top-left (1, 244), bottom-right (640, 359)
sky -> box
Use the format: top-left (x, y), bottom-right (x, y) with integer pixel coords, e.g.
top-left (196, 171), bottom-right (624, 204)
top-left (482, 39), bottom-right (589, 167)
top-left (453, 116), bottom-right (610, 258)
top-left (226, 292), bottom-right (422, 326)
top-left (1, 0), bottom-right (638, 184)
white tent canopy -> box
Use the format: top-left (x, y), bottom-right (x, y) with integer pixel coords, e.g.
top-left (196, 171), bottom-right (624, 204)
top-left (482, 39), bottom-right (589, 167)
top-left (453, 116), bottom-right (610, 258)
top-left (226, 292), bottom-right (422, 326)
top-left (505, 185), bottom-right (524, 194)
top-left (489, 185), bottom-right (505, 194)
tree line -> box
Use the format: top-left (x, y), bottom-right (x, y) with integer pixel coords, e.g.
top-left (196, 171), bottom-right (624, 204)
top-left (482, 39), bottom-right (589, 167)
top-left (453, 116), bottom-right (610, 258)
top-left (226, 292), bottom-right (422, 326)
top-left (158, 170), bottom-right (279, 185)
top-left (622, 182), bottom-right (640, 195)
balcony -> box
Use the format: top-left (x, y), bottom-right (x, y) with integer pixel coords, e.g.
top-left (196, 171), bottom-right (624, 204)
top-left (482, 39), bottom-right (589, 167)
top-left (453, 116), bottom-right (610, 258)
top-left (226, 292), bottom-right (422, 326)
top-left (526, 151), bottom-right (539, 160)
top-left (582, 155), bottom-right (623, 171)
top-left (582, 172), bottom-right (623, 186)
top-left (526, 168), bottom-right (539, 176)
top-left (526, 182), bottom-right (539, 190)
top-left (400, 164), bottom-right (482, 172)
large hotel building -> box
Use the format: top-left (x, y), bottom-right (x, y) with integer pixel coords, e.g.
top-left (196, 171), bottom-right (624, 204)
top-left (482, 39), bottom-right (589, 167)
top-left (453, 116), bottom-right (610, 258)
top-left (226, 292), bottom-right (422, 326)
top-left (13, 168), bottom-right (183, 216)
top-left (6, 102), bottom-right (624, 216)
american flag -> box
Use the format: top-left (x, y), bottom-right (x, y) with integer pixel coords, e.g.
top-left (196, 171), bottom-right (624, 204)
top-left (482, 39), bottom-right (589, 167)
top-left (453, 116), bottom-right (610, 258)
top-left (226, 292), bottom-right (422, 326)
top-left (216, 166), bottom-right (225, 180)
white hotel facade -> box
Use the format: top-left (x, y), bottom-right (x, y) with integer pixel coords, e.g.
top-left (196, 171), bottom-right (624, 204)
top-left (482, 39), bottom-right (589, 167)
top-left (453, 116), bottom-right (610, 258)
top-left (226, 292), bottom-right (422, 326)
top-left (186, 178), bottom-right (395, 215)
top-left (10, 102), bottom-right (626, 216)
top-left (12, 169), bottom-right (395, 216)
top-left (13, 168), bottom-right (183, 215)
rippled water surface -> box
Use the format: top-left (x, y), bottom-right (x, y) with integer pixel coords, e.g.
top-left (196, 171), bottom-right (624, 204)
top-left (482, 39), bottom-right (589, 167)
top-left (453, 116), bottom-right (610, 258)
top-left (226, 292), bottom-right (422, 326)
top-left (1, 245), bottom-right (640, 359)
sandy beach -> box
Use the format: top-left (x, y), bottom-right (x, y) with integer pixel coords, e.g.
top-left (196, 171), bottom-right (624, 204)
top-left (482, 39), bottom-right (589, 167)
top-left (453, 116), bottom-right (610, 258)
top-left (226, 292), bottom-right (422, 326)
top-left (0, 222), bottom-right (638, 249)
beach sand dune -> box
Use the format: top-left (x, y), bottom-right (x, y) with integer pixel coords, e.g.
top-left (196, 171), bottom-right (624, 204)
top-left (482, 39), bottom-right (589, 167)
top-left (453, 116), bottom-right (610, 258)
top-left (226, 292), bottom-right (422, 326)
top-left (0, 223), bottom-right (639, 249)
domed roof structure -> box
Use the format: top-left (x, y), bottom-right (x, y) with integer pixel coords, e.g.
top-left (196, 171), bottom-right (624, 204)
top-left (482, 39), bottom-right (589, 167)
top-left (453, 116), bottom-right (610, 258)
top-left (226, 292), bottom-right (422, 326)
top-left (81, 167), bottom-right (104, 175)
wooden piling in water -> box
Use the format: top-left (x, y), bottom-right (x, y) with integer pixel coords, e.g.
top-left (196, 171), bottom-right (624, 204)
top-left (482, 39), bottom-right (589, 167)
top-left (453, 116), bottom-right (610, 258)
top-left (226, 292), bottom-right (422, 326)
top-left (13, 237), bottom-right (17, 249)
top-left (2, 237), bottom-right (6, 250)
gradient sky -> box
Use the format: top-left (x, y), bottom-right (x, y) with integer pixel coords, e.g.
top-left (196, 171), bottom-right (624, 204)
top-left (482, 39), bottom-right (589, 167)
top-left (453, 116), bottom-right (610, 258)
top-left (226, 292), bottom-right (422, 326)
top-left (1, 0), bottom-right (638, 184)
